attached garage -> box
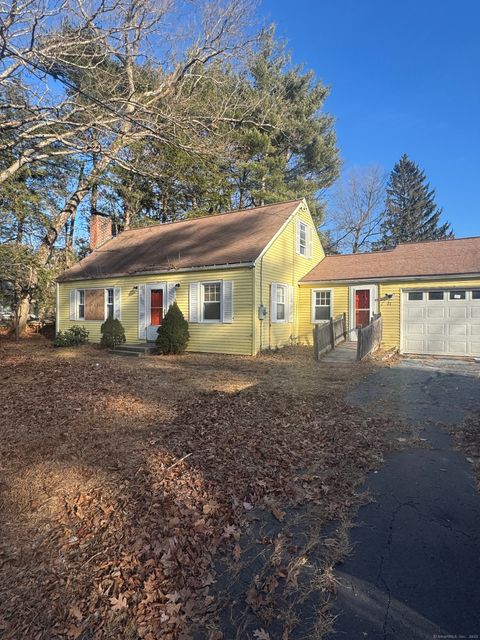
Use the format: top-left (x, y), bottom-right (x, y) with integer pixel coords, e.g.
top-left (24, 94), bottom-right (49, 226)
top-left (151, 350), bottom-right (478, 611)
top-left (401, 288), bottom-right (480, 356)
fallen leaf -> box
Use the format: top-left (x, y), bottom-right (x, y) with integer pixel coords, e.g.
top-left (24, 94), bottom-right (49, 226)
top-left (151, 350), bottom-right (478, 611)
top-left (271, 506), bottom-right (285, 521)
top-left (253, 629), bottom-right (271, 640)
top-left (69, 604), bottom-right (83, 621)
top-left (110, 593), bottom-right (128, 611)
top-left (233, 543), bottom-right (241, 561)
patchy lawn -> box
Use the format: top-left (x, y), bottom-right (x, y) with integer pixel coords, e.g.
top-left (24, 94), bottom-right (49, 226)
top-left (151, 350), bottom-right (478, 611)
top-left (0, 338), bottom-right (397, 640)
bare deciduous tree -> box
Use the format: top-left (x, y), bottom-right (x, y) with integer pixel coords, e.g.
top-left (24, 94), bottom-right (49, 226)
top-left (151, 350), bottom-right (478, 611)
top-left (0, 0), bottom-right (265, 332)
top-left (326, 165), bottom-right (387, 253)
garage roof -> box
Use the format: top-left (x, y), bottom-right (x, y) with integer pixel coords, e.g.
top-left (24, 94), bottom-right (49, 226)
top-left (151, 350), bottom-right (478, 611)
top-left (301, 236), bottom-right (480, 283)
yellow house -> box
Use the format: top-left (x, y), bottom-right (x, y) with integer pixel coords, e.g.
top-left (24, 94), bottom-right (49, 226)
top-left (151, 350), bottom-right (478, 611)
top-left (57, 199), bottom-right (322, 356)
top-left (57, 200), bottom-right (480, 357)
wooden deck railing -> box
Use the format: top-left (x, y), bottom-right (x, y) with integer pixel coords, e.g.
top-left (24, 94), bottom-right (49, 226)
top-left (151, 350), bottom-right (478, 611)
top-left (356, 314), bottom-right (382, 361)
top-left (313, 313), bottom-right (347, 360)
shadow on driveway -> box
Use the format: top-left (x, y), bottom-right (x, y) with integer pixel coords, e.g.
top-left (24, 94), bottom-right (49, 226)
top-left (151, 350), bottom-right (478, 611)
top-left (330, 358), bottom-right (480, 639)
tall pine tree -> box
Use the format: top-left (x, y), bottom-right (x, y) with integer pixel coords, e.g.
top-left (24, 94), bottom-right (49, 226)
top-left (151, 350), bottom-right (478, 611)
top-left (373, 154), bottom-right (452, 250)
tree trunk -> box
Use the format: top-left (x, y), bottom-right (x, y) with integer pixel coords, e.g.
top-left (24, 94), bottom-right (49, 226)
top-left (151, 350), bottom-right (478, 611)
top-left (15, 297), bottom-right (30, 340)
top-left (65, 164), bottom-right (85, 267)
top-left (123, 199), bottom-right (133, 230)
top-left (36, 147), bottom-right (119, 267)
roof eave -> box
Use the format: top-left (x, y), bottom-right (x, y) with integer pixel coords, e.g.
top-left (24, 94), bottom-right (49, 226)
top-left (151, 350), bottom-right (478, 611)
top-left (57, 260), bottom-right (255, 283)
top-left (299, 271), bottom-right (480, 285)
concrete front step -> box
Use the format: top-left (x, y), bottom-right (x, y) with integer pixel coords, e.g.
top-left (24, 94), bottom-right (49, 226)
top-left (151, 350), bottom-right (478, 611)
top-left (112, 343), bottom-right (158, 357)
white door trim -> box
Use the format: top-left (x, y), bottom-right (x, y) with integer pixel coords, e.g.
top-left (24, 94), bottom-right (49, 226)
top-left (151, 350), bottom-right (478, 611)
top-left (349, 284), bottom-right (378, 342)
top-left (146, 282), bottom-right (166, 341)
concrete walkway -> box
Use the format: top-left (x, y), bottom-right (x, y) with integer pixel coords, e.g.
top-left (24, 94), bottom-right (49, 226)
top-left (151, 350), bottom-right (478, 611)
top-left (322, 341), bottom-right (357, 363)
top-left (330, 358), bottom-right (480, 639)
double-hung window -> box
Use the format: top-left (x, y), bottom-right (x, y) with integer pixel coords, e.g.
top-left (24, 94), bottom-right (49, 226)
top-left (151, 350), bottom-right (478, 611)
top-left (276, 285), bottom-right (286, 321)
top-left (106, 288), bottom-right (114, 318)
top-left (271, 283), bottom-right (293, 324)
top-left (189, 281), bottom-right (233, 324)
top-left (296, 220), bottom-right (313, 258)
top-left (298, 222), bottom-right (307, 256)
top-left (78, 290), bottom-right (85, 320)
top-left (312, 289), bottom-right (332, 322)
top-left (202, 282), bottom-right (221, 321)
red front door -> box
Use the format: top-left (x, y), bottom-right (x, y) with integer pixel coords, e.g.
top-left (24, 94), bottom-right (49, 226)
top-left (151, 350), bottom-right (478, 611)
top-left (150, 289), bottom-right (163, 326)
top-left (355, 289), bottom-right (371, 328)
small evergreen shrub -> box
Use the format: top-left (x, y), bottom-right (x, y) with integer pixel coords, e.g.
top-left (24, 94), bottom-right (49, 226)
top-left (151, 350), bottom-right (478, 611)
top-left (100, 316), bottom-right (126, 348)
top-left (156, 301), bottom-right (189, 354)
top-left (54, 325), bottom-right (89, 347)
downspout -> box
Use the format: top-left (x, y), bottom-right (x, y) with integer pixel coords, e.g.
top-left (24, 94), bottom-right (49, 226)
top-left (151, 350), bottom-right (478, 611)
top-left (55, 282), bottom-right (59, 335)
top-left (260, 253), bottom-right (264, 352)
top-left (251, 265), bottom-right (256, 355)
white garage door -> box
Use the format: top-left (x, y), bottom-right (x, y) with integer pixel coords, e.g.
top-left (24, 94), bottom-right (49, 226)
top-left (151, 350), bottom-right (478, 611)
top-left (402, 288), bottom-right (480, 356)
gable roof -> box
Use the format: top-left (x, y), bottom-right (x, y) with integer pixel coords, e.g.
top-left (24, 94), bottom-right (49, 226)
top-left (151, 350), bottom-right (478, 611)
top-left (301, 236), bottom-right (480, 283)
top-left (58, 199), bottom-right (303, 282)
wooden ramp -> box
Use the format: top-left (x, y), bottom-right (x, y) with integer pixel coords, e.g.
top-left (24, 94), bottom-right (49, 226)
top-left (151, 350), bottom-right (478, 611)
top-left (321, 341), bottom-right (357, 363)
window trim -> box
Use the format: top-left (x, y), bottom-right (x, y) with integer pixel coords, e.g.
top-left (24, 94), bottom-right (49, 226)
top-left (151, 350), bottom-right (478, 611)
top-left (75, 288), bottom-right (115, 322)
top-left (274, 283), bottom-right (287, 323)
top-left (428, 290), bottom-right (445, 301)
top-left (77, 289), bottom-right (85, 320)
top-left (296, 220), bottom-right (313, 259)
top-left (408, 291), bottom-right (424, 302)
top-left (105, 287), bottom-right (114, 319)
top-left (311, 288), bottom-right (333, 324)
top-left (200, 280), bottom-right (222, 323)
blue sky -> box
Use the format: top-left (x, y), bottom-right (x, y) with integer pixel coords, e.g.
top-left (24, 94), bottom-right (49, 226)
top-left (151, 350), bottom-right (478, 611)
top-left (260, 0), bottom-right (480, 237)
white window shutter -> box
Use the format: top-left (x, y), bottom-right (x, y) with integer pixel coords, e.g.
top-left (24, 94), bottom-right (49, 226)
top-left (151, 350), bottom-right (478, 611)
top-left (189, 282), bottom-right (199, 322)
top-left (311, 289), bottom-right (316, 323)
top-left (138, 284), bottom-right (146, 339)
top-left (167, 282), bottom-right (176, 309)
top-left (222, 280), bottom-right (234, 323)
top-left (288, 285), bottom-right (294, 323)
top-left (270, 283), bottom-right (277, 323)
top-left (307, 226), bottom-right (313, 258)
top-left (69, 289), bottom-right (76, 320)
top-left (114, 287), bottom-right (121, 320)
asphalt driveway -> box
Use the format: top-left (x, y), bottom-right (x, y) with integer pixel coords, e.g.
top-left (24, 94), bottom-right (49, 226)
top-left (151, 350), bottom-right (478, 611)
top-left (330, 357), bottom-right (480, 639)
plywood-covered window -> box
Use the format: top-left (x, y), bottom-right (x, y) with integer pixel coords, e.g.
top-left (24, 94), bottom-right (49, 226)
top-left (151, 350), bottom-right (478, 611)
top-left (84, 289), bottom-right (105, 320)
top-left (70, 288), bottom-right (120, 321)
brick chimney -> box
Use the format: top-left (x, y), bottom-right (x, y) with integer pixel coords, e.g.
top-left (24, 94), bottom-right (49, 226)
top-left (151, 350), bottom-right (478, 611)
top-left (90, 213), bottom-right (112, 251)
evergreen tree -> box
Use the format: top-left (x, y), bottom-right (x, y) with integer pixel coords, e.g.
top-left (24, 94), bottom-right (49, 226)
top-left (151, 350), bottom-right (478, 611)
top-left (156, 302), bottom-right (190, 355)
top-left (373, 154), bottom-right (452, 250)
top-left (228, 32), bottom-right (339, 224)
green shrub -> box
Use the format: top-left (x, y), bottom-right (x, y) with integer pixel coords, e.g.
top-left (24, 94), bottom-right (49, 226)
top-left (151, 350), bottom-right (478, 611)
top-left (100, 316), bottom-right (126, 348)
top-left (156, 301), bottom-right (189, 354)
top-left (54, 325), bottom-right (89, 347)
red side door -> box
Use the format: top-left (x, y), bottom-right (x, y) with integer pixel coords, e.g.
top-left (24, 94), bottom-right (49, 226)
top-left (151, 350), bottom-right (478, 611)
top-left (355, 289), bottom-right (371, 328)
top-left (150, 289), bottom-right (164, 326)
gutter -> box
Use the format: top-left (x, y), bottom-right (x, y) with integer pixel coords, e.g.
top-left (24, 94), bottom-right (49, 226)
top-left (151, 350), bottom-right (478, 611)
top-left (299, 272), bottom-right (480, 285)
top-left (57, 261), bottom-right (255, 283)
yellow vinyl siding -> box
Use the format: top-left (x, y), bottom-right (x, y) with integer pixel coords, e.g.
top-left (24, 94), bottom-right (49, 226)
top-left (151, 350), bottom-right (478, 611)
top-left (379, 278), bottom-right (480, 349)
top-left (298, 284), bottom-right (350, 345)
top-left (298, 278), bottom-right (480, 351)
top-left (253, 202), bottom-right (325, 351)
top-left (58, 267), bottom-right (254, 355)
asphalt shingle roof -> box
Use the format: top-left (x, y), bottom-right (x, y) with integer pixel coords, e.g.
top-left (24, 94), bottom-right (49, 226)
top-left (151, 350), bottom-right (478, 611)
top-left (301, 237), bottom-right (480, 282)
top-left (58, 199), bottom-right (303, 282)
